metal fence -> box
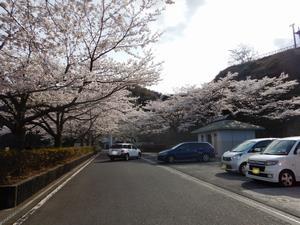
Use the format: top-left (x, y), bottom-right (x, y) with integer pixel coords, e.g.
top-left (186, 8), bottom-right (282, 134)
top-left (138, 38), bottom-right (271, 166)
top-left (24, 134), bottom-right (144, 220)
top-left (253, 45), bottom-right (296, 60)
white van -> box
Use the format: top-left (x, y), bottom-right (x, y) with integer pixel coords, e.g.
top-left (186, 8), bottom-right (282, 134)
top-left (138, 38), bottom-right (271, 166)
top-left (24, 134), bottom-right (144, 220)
top-left (247, 137), bottom-right (300, 187)
top-left (221, 138), bottom-right (275, 175)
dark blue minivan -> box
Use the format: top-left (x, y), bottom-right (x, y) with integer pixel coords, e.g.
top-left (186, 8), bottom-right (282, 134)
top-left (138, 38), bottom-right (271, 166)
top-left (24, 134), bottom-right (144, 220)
top-left (157, 142), bottom-right (215, 163)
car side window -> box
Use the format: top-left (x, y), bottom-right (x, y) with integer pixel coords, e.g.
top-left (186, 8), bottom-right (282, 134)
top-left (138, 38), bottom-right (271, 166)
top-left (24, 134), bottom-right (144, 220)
top-left (192, 143), bottom-right (211, 152)
top-left (177, 144), bottom-right (191, 151)
top-left (190, 143), bottom-right (200, 151)
top-left (249, 140), bottom-right (272, 153)
top-left (293, 142), bottom-right (300, 154)
top-left (175, 144), bottom-right (184, 151)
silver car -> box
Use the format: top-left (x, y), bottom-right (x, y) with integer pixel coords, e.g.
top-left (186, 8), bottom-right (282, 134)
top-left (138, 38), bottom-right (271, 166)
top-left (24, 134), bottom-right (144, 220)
top-left (221, 138), bottom-right (275, 175)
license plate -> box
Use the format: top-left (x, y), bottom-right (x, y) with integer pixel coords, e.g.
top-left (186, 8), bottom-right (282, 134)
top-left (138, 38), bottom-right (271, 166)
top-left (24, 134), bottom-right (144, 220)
top-left (252, 167), bottom-right (260, 174)
top-left (221, 164), bottom-right (227, 169)
top-left (112, 151), bottom-right (117, 155)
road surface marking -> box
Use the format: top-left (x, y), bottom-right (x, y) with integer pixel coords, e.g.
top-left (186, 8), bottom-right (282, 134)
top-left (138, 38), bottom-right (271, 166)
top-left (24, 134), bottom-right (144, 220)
top-left (148, 160), bottom-right (300, 225)
top-left (0, 154), bottom-right (98, 225)
top-left (141, 157), bottom-right (157, 165)
top-left (142, 157), bottom-right (300, 225)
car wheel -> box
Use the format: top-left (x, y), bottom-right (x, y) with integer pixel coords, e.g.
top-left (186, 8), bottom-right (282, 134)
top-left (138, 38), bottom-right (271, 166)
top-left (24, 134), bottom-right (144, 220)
top-left (239, 162), bottom-right (247, 176)
top-left (167, 156), bottom-right (175, 163)
top-left (202, 154), bottom-right (210, 162)
top-left (124, 154), bottom-right (129, 161)
top-left (279, 170), bottom-right (295, 187)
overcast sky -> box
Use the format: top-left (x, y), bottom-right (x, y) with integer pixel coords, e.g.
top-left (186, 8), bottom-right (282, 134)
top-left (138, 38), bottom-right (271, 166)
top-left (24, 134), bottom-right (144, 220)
top-left (150, 0), bottom-right (300, 94)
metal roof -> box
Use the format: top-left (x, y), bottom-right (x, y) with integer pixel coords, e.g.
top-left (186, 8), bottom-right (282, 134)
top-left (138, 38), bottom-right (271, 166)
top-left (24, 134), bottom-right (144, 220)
top-left (191, 120), bottom-right (264, 134)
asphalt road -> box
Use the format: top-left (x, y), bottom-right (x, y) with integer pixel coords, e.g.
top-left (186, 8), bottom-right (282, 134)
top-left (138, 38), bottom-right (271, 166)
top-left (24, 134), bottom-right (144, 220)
top-left (142, 153), bottom-right (300, 217)
top-left (16, 155), bottom-right (293, 225)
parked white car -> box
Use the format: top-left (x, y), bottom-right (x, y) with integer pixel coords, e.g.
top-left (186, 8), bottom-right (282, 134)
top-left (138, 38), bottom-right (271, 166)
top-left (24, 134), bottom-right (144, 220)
top-left (221, 138), bottom-right (275, 175)
top-left (108, 143), bottom-right (141, 161)
top-left (246, 137), bottom-right (300, 187)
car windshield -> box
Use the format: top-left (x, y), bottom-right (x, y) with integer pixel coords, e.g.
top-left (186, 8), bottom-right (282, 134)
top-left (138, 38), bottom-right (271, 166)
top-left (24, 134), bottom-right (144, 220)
top-left (231, 140), bottom-right (256, 152)
top-left (171, 143), bottom-right (184, 149)
top-left (111, 144), bottom-right (130, 149)
top-left (263, 140), bottom-right (296, 155)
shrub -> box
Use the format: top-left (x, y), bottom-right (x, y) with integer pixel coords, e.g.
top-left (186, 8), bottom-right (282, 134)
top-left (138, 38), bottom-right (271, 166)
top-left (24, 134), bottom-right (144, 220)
top-left (0, 147), bottom-right (94, 185)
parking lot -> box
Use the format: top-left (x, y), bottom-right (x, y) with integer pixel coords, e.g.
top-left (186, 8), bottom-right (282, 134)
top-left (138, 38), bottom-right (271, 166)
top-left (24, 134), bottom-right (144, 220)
top-left (142, 152), bottom-right (300, 218)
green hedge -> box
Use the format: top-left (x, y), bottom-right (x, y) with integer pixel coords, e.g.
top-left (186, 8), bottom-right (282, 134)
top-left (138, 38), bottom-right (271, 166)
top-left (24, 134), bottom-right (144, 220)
top-left (0, 147), bottom-right (94, 185)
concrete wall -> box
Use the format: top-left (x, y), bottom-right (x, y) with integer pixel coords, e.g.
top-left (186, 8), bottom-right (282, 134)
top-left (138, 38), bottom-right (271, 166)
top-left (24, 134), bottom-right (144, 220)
top-left (198, 130), bottom-right (255, 156)
top-left (197, 131), bottom-right (221, 154)
top-left (218, 130), bottom-right (255, 156)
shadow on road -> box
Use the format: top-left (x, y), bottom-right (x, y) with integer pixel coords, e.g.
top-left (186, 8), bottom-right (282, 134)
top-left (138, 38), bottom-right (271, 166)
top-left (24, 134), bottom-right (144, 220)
top-left (241, 180), bottom-right (300, 198)
top-left (93, 154), bottom-right (145, 164)
top-left (215, 171), bottom-right (249, 181)
top-left (155, 160), bottom-right (219, 166)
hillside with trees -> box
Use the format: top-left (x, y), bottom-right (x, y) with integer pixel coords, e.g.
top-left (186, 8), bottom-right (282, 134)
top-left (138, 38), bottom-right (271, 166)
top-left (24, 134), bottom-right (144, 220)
top-left (128, 48), bottom-right (300, 146)
top-left (214, 47), bottom-right (300, 136)
top-left (216, 47), bottom-right (300, 83)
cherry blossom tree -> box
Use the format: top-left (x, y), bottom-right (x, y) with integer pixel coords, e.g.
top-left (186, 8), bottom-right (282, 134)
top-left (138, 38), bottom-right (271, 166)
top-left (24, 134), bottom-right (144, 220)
top-left (226, 73), bottom-right (300, 121)
top-left (61, 89), bottom-right (137, 146)
top-left (138, 73), bottom-right (300, 135)
top-left (0, 0), bottom-right (164, 149)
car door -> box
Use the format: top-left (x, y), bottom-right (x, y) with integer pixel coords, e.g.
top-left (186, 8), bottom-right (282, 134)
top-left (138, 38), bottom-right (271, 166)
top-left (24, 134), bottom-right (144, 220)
top-left (184, 144), bottom-right (196, 160)
top-left (191, 143), bottom-right (205, 159)
top-left (124, 144), bottom-right (133, 157)
top-left (131, 145), bottom-right (139, 157)
top-left (293, 141), bottom-right (300, 181)
top-left (174, 144), bottom-right (190, 160)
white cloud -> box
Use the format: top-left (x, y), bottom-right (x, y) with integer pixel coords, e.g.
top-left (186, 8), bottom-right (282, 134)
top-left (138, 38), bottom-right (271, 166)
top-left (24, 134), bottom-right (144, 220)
top-left (151, 0), bottom-right (300, 94)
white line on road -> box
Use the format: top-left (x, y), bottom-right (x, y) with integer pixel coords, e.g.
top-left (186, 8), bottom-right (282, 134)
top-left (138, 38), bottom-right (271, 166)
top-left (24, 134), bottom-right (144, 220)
top-left (4, 154), bottom-right (98, 225)
top-left (142, 157), bottom-right (300, 225)
top-left (141, 157), bottom-right (157, 164)
top-left (164, 166), bottom-right (300, 224)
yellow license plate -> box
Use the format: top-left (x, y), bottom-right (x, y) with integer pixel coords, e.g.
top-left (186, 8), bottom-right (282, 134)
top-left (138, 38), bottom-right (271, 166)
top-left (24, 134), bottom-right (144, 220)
top-left (221, 164), bottom-right (227, 169)
top-left (252, 167), bottom-right (260, 174)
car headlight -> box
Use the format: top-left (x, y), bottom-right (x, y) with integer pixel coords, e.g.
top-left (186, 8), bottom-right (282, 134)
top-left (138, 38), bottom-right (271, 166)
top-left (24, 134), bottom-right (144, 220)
top-left (265, 160), bottom-right (279, 166)
top-left (232, 154), bottom-right (242, 160)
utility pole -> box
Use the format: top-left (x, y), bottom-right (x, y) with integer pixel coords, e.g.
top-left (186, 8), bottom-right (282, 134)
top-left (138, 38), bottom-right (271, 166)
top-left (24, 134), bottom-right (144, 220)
top-left (295, 27), bottom-right (300, 40)
top-left (290, 23), bottom-right (297, 48)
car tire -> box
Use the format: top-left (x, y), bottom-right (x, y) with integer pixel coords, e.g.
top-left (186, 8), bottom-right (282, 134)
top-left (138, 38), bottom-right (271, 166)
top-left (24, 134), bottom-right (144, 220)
top-left (202, 154), bottom-right (210, 162)
top-left (167, 156), bottom-right (175, 163)
top-left (124, 154), bottom-right (129, 161)
top-left (279, 170), bottom-right (295, 187)
top-left (110, 157), bottom-right (114, 161)
top-left (239, 162), bottom-right (247, 176)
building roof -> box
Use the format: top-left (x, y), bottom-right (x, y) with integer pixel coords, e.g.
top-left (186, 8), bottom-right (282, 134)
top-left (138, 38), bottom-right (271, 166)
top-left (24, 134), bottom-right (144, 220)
top-left (191, 120), bottom-right (264, 134)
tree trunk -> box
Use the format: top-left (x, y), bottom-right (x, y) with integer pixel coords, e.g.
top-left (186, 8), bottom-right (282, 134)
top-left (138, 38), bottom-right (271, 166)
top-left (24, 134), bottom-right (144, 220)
top-left (54, 135), bottom-right (62, 148)
top-left (54, 111), bottom-right (64, 148)
top-left (14, 125), bottom-right (26, 150)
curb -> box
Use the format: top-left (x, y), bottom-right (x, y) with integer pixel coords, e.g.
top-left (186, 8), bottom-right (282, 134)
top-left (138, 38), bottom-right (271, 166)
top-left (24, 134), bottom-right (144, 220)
top-left (0, 153), bottom-right (98, 225)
